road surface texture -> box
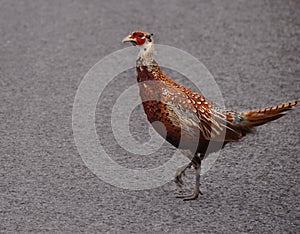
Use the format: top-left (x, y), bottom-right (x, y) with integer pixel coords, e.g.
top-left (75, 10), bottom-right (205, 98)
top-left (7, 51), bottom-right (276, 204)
top-left (1, 0), bottom-right (299, 233)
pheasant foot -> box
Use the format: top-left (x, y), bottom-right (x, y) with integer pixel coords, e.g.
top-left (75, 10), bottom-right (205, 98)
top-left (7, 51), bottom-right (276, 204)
top-left (176, 167), bottom-right (202, 201)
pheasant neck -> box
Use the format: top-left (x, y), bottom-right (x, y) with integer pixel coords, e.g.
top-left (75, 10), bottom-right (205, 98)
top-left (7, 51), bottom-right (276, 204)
top-left (137, 43), bottom-right (155, 66)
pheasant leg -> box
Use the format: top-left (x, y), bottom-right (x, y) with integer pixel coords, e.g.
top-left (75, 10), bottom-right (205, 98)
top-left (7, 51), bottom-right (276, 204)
top-left (176, 157), bottom-right (203, 200)
top-left (176, 167), bottom-right (202, 200)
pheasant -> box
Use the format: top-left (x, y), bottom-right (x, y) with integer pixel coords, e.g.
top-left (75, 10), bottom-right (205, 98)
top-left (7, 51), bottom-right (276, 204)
top-left (122, 31), bottom-right (299, 200)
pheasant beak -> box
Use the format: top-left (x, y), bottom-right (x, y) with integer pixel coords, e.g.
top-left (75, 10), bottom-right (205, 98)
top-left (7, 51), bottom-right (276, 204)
top-left (122, 35), bottom-right (137, 45)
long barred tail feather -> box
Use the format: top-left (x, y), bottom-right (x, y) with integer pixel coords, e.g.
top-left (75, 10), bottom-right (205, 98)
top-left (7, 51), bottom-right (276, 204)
top-left (242, 100), bottom-right (299, 128)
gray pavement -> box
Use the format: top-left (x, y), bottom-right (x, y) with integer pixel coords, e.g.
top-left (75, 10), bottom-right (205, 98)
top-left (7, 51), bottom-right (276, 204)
top-left (1, 0), bottom-right (299, 233)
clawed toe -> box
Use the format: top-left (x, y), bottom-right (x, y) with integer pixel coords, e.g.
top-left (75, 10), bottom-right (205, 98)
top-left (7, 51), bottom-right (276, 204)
top-left (176, 193), bottom-right (198, 201)
top-left (176, 190), bottom-right (202, 201)
top-left (183, 194), bottom-right (198, 201)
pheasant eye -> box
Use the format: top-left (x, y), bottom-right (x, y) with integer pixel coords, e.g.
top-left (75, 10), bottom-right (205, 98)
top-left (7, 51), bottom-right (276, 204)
top-left (138, 33), bottom-right (144, 38)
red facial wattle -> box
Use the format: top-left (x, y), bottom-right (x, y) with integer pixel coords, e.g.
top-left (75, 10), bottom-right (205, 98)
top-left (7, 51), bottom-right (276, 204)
top-left (136, 37), bottom-right (146, 45)
top-left (132, 32), bottom-right (146, 45)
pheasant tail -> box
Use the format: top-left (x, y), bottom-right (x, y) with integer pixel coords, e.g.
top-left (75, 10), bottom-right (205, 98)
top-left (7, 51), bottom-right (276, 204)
top-left (242, 100), bottom-right (299, 128)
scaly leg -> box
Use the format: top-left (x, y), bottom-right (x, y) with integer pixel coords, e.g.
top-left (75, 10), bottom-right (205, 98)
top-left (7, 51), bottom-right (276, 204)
top-left (176, 154), bottom-right (203, 201)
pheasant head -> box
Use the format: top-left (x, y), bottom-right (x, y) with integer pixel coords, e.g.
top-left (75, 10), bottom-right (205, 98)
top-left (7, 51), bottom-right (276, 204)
top-left (122, 31), bottom-right (155, 65)
top-left (122, 31), bottom-right (153, 46)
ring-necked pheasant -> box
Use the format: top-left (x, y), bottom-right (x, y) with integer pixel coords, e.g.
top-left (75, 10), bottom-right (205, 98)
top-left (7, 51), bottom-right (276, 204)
top-left (122, 31), bottom-right (299, 200)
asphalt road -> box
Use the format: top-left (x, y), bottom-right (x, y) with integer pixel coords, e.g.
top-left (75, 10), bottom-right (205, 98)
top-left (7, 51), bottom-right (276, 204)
top-left (1, 0), bottom-right (299, 233)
